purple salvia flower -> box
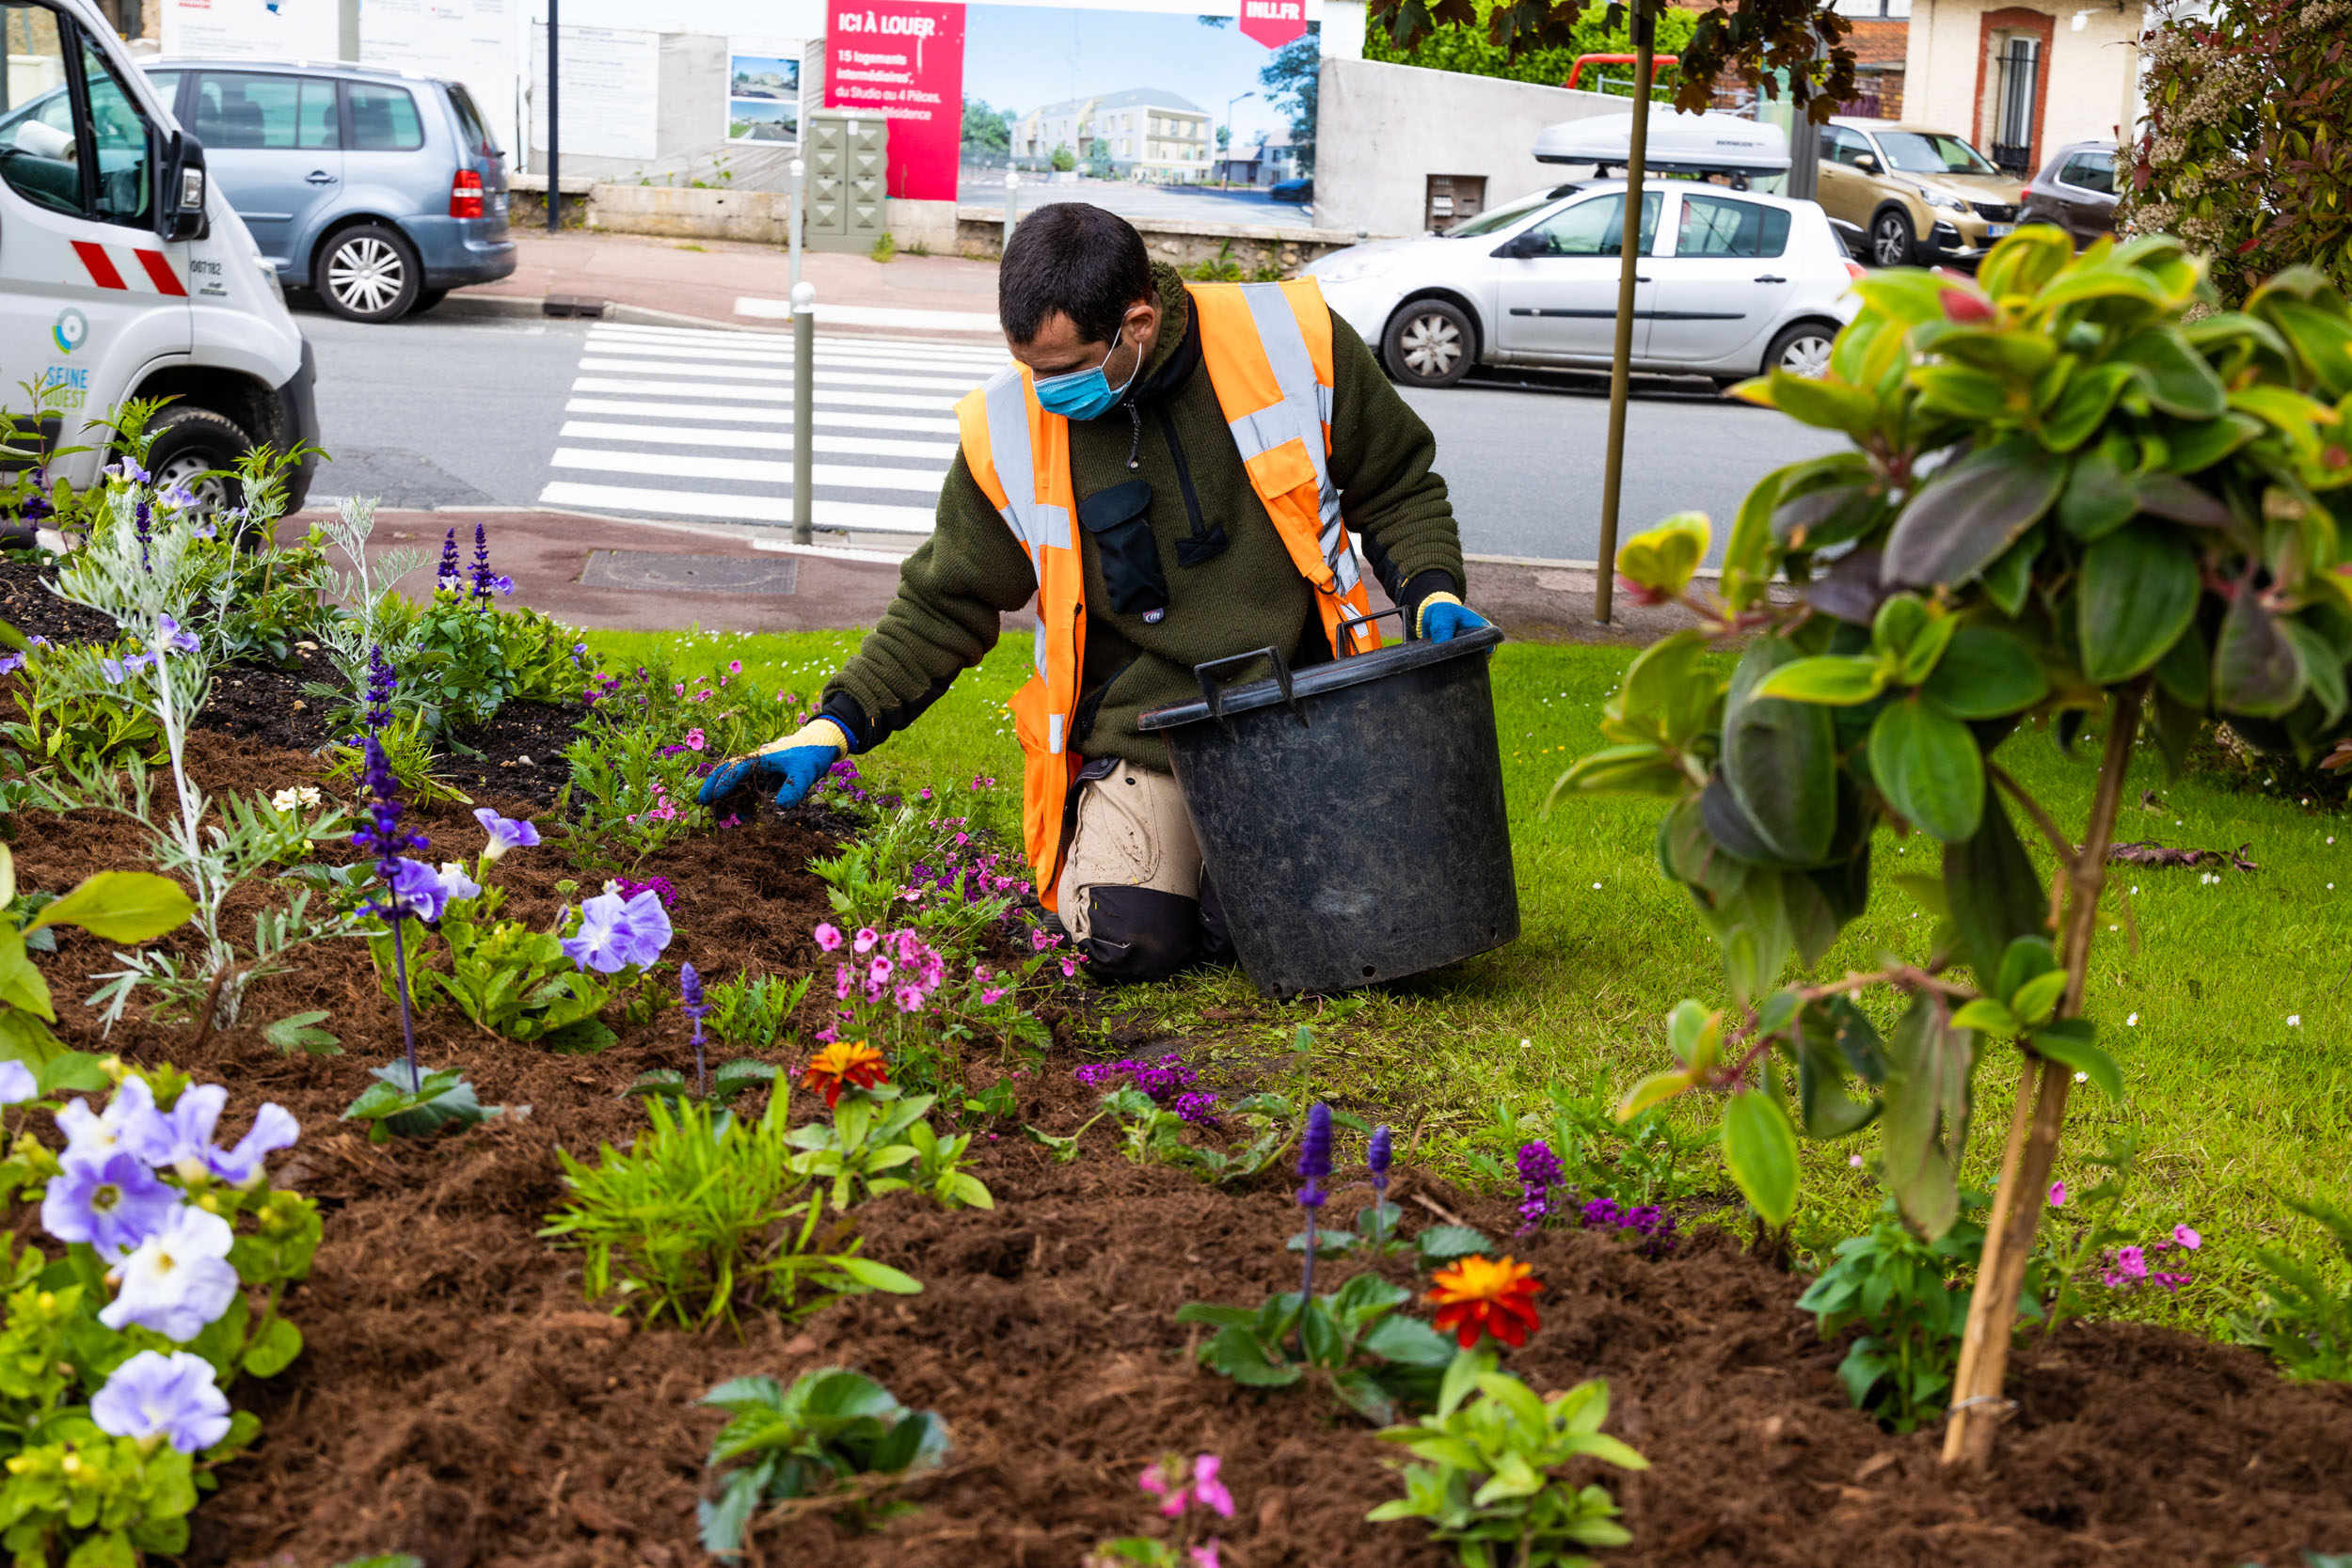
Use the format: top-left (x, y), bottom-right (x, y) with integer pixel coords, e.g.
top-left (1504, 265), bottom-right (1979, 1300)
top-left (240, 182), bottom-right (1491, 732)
top-left (437, 528), bottom-right (461, 594)
top-left (680, 961), bottom-right (708, 1098)
top-left (1172, 1091), bottom-right (1219, 1128)
top-left (1368, 1123), bottom-right (1393, 1247)
top-left (1296, 1101), bottom-right (1332, 1306)
top-left (1516, 1140), bottom-right (1565, 1235)
top-left (133, 493), bottom-right (152, 572)
top-left (363, 643), bottom-right (396, 737)
top-left (469, 523), bottom-right (494, 604)
top-left (354, 736), bottom-right (426, 1081)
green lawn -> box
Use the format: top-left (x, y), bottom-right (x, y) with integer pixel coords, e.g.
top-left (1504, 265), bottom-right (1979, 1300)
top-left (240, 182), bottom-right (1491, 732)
top-left (583, 625), bottom-right (2352, 1336)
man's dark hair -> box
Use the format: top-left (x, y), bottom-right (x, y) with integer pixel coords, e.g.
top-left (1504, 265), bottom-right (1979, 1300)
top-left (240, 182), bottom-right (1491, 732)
top-left (999, 203), bottom-right (1152, 347)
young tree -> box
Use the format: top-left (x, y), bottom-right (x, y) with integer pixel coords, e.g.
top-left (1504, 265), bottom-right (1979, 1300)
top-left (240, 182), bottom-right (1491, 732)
top-left (961, 98), bottom-right (1013, 156)
top-left (1260, 28), bottom-right (1321, 175)
top-left (1365, 0), bottom-right (1700, 94)
top-left (1366, 0), bottom-right (1854, 120)
top-left (1566, 231), bottom-right (2352, 1465)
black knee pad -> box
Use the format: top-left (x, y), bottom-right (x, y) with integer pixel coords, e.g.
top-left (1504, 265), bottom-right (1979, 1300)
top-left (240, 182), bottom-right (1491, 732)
top-left (1082, 885), bottom-right (1202, 983)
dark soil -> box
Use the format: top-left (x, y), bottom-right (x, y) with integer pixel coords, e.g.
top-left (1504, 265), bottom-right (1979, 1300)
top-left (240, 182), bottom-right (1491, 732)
top-left (0, 553), bottom-right (115, 646)
top-left (12, 736), bottom-right (2352, 1568)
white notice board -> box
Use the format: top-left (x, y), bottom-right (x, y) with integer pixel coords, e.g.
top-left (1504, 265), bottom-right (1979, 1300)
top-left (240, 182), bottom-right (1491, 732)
top-left (161, 0), bottom-right (340, 60)
top-left (362, 0), bottom-right (522, 159)
top-left (528, 24), bottom-right (659, 161)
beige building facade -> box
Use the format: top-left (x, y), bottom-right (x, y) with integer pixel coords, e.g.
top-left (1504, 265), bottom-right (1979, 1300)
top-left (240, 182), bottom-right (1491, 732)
top-left (1901, 0), bottom-right (2146, 176)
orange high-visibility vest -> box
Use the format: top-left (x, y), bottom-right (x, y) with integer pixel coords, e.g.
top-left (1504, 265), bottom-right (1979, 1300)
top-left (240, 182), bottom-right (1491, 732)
top-left (954, 277), bottom-right (1380, 909)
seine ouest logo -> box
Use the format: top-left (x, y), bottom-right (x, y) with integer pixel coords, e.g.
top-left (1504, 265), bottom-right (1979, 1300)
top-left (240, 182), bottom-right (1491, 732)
top-left (52, 308), bottom-right (87, 356)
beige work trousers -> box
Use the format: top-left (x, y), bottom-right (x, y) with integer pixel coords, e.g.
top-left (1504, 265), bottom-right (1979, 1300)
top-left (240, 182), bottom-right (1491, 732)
top-left (1055, 760), bottom-right (1203, 943)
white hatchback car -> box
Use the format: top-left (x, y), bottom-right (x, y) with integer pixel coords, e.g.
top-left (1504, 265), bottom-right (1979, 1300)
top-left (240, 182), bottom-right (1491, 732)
top-left (1304, 180), bottom-right (1862, 390)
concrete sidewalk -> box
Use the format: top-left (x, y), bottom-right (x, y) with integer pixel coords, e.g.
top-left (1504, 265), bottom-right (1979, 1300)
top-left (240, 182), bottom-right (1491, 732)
top-left (446, 230), bottom-right (1002, 335)
top-left (285, 505), bottom-right (1696, 646)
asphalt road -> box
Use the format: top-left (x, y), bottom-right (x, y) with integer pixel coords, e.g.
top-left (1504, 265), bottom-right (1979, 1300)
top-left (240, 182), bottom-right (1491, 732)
top-left (301, 306), bottom-right (1846, 562)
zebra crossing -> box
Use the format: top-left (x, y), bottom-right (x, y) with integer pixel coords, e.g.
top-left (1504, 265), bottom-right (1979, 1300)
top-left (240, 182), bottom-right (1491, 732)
top-left (536, 319), bottom-right (1009, 534)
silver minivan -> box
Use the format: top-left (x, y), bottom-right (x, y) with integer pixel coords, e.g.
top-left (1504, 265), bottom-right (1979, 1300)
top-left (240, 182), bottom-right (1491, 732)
top-left (150, 60), bottom-right (515, 323)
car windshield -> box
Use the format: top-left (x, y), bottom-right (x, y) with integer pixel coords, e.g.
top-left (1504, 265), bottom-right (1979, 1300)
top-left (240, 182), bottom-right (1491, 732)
top-left (1874, 131), bottom-right (1998, 176)
top-left (1443, 186), bottom-right (1566, 236)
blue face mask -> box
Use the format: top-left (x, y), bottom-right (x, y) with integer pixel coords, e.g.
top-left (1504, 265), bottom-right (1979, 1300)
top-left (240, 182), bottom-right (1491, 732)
top-left (1030, 332), bottom-right (1142, 421)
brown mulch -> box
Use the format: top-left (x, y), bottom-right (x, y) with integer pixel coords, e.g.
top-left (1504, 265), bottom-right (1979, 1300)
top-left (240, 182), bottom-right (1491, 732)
top-left (8, 734), bottom-right (2352, 1568)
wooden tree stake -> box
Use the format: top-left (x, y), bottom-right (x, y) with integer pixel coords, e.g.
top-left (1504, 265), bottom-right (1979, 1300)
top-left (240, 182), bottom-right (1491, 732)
top-left (1942, 695), bottom-right (2141, 1467)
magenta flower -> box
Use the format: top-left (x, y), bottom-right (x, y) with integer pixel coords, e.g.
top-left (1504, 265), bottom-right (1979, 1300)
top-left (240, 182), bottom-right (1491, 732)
top-left (684, 728), bottom-right (707, 752)
top-left (728, 658), bottom-right (742, 674)
top-left (894, 984), bottom-right (924, 1012)
top-left (815, 923), bottom-right (843, 952)
top-left (2173, 1224), bottom-right (2201, 1251)
top-left (1191, 1455), bottom-right (1234, 1518)
top-left (2048, 1180), bottom-right (2067, 1208)
top-left (2114, 1244), bottom-right (2148, 1279)
top-left (853, 927), bottom-right (880, 954)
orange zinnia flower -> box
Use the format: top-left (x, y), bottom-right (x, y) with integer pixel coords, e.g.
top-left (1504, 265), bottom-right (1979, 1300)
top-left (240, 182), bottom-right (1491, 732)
top-left (1426, 1254), bottom-right (1543, 1349)
top-left (799, 1040), bottom-right (888, 1107)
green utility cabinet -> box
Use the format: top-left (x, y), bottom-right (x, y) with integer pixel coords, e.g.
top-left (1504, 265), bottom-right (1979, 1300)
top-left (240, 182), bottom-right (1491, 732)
top-left (804, 111), bottom-right (889, 253)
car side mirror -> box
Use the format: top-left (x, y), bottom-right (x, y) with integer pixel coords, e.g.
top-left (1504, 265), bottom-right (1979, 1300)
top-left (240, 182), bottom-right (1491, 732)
top-left (1493, 230), bottom-right (1545, 259)
top-left (1852, 153), bottom-right (1880, 175)
top-left (157, 130), bottom-right (209, 244)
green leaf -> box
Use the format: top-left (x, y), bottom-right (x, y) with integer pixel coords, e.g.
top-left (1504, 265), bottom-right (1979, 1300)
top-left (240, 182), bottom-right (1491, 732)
top-left (2056, 437), bottom-right (2139, 541)
top-left (2011, 969), bottom-right (2069, 1026)
top-left (1616, 1068), bottom-right (1695, 1120)
top-left (1754, 655), bottom-right (1889, 705)
top-left (2284, 620), bottom-right (2348, 724)
top-left (2040, 360), bottom-right (2136, 451)
top-left (2077, 526), bottom-right (2201, 685)
top-left (1414, 1225), bottom-right (1493, 1264)
top-left (2031, 1023), bottom-right (2123, 1101)
top-left (1882, 437), bottom-right (2067, 590)
top-left (834, 1256), bottom-right (923, 1294)
top-left (1994, 934), bottom-right (2058, 1001)
top-left (2117, 324), bottom-right (2229, 419)
top-left (542, 1018), bottom-right (619, 1055)
top-left (2214, 591), bottom-right (2307, 718)
top-left (1723, 1090), bottom-right (1798, 1227)
top-left (1614, 513), bottom-right (1710, 599)
top-left (1867, 700), bottom-right (1984, 843)
top-left (262, 1011), bottom-right (340, 1055)
top-left (1922, 626), bottom-right (2047, 719)
top-left (241, 1317), bottom-right (304, 1377)
top-left (0, 922), bottom-right (54, 1022)
top-left (39, 1051), bottom-right (111, 1094)
top-left (1760, 367), bottom-right (1885, 440)
top-left (1877, 996), bottom-right (1975, 1240)
top-left (1943, 788), bottom-right (2046, 983)
top-left (2153, 617), bottom-right (2210, 707)
top-left (25, 871), bottom-right (194, 942)
top-left (1796, 1009), bottom-right (1878, 1137)
top-left (1950, 998), bottom-right (2021, 1037)
top-left (1721, 637), bottom-right (1838, 864)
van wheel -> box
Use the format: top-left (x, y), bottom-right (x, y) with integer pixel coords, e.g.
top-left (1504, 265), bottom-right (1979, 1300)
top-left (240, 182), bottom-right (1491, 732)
top-left (319, 224), bottom-right (422, 322)
top-left (1383, 299), bottom-right (1475, 388)
top-left (145, 407), bottom-right (251, 515)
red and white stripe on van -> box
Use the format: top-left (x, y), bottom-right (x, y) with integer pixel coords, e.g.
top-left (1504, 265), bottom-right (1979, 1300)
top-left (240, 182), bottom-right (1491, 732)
top-left (72, 240), bottom-right (186, 297)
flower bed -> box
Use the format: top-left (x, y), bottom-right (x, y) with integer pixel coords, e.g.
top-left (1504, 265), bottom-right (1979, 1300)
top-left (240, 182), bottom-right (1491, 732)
top-left (6, 727), bottom-right (2351, 1567)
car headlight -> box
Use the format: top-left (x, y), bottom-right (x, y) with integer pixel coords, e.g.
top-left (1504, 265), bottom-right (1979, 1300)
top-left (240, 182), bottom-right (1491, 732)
top-left (1922, 188), bottom-right (1969, 213)
top-left (1307, 253), bottom-right (1389, 286)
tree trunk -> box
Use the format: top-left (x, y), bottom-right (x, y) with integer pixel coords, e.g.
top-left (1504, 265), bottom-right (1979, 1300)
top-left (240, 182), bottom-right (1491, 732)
top-left (1941, 696), bottom-right (2141, 1468)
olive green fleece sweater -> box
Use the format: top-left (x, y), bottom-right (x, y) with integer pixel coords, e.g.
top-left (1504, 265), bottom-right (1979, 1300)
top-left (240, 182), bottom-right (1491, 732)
top-left (819, 262), bottom-right (1467, 773)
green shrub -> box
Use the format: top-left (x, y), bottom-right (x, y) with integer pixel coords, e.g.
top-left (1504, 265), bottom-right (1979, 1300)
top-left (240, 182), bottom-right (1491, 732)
top-left (695, 1368), bottom-right (948, 1558)
top-left (2234, 1196), bottom-right (2352, 1382)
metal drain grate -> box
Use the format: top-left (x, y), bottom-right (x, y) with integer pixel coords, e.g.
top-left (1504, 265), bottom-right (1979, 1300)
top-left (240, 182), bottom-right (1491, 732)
top-left (580, 551), bottom-right (801, 594)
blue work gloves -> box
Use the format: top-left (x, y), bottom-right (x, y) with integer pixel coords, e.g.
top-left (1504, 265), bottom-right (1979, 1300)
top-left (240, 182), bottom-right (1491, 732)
top-left (1416, 592), bottom-right (1491, 642)
top-left (697, 717), bottom-right (851, 809)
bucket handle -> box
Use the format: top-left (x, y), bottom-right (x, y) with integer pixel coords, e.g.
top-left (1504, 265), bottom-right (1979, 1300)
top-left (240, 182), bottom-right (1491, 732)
top-left (1337, 605), bottom-right (1406, 655)
top-left (1194, 645), bottom-right (1308, 736)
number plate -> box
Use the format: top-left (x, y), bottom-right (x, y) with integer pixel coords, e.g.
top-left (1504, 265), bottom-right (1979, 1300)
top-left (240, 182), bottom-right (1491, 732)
top-left (1986, 223), bottom-right (2014, 237)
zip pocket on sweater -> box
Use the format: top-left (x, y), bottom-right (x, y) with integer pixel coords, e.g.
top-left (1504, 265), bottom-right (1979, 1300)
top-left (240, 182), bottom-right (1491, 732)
top-left (1077, 478), bottom-right (1170, 622)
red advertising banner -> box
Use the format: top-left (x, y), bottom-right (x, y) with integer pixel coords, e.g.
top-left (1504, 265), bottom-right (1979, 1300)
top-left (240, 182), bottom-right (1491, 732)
top-left (1238, 0), bottom-right (1308, 50)
top-left (825, 0), bottom-right (966, 201)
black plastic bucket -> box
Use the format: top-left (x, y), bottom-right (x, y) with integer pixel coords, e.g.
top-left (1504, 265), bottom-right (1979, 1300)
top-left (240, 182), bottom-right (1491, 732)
top-left (1137, 615), bottom-right (1518, 997)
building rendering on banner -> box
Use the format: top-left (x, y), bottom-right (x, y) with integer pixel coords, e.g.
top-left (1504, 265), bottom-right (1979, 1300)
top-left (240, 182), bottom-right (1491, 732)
top-left (1013, 88), bottom-right (1216, 181)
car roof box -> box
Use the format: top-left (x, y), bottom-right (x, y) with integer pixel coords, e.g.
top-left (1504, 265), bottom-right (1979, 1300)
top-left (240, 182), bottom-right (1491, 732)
top-left (1534, 110), bottom-right (1790, 179)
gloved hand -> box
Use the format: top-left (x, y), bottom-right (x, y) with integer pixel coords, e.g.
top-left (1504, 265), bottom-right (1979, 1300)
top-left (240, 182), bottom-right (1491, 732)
top-left (697, 717), bottom-right (850, 809)
top-left (1416, 592), bottom-right (1490, 642)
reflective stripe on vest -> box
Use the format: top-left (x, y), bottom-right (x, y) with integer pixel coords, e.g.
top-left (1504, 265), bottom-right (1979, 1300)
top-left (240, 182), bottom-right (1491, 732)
top-left (954, 276), bottom-right (1375, 908)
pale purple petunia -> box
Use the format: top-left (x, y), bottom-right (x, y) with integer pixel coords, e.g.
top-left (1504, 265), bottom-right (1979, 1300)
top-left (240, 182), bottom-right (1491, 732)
top-left (0, 1059), bottom-right (35, 1104)
top-left (41, 1150), bottom-right (179, 1259)
top-left (91, 1350), bottom-right (233, 1454)
top-left (562, 889), bottom-right (674, 974)
top-left (472, 807), bottom-right (541, 860)
top-left (130, 1084), bottom-right (299, 1186)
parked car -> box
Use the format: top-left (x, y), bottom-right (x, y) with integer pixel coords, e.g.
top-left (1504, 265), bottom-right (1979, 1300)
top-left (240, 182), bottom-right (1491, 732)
top-left (1816, 118), bottom-right (2026, 268)
top-left (2020, 141), bottom-right (2119, 246)
top-left (8, 59), bottom-right (517, 323)
top-left (0, 0), bottom-right (317, 511)
top-left (1300, 181), bottom-right (1861, 390)
top-left (1268, 177), bottom-right (1312, 205)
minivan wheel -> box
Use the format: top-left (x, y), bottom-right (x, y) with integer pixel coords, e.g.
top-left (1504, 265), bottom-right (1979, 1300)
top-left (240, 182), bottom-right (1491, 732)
top-left (319, 224), bottom-right (422, 322)
top-left (1383, 299), bottom-right (1475, 388)
top-left (1870, 208), bottom-right (1917, 268)
top-left (144, 407), bottom-right (251, 515)
top-left (1765, 322), bottom-right (1837, 380)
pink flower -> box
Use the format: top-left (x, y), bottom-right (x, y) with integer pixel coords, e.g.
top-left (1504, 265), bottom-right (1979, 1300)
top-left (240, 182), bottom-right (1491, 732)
top-left (919, 787), bottom-right (933, 800)
top-left (1140, 1464), bottom-right (1182, 1516)
top-left (2114, 1245), bottom-right (2148, 1280)
top-left (853, 927), bottom-right (880, 954)
top-left (895, 985), bottom-right (924, 1012)
top-left (1190, 1544), bottom-right (1221, 1568)
top-left (834, 965), bottom-right (855, 1001)
top-left (1060, 957), bottom-right (1079, 978)
top-left (1031, 928), bottom-right (1057, 953)
top-left (718, 815), bottom-right (742, 829)
top-left (892, 929), bottom-right (924, 962)
top-left (980, 986), bottom-right (1009, 1005)
top-left (673, 683), bottom-right (684, 695)
top-left (1191, 1455), bottom-right (1233, 1518)
top-left (2173, 1224), bottom-right (2201, 1251)
top-left (692, 689), bottom-right (711, 704)
top-left (728, 659), bottom-right (742, 674)
top-left (684, 728), bottom-right (707, 752)
top-left (2048, 1181), bottom-right (2067, 1208)
top-left (815, 924), bottom-right (843, 951)
top-left (868, 957), bottom-right (894, 985)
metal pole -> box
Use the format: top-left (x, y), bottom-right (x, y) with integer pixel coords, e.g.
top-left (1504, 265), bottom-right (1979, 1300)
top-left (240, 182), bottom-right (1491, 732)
top-left (1593, 5), bottom-right (1655, 625)
top-left (1002, 167), bottom-right (1018, 257)
top-left (787, 155), bottom-right (805, 293)
top-left (545, 0), bottom-right (559, 232)
top-left (792, 279), bottom-right (816, 545)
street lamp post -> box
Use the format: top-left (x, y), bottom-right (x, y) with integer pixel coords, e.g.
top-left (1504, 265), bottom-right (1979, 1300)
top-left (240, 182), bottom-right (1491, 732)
top-left (544, 0), bottom-right (559, 232)
top-left (1594, 2), bottom-right (1657, 625)
top-left (1222, 91), bottom-right (1254, 188)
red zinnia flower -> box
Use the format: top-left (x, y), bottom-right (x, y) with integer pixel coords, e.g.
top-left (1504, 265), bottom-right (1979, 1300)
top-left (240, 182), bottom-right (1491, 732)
top-left (799, 1040), bottom-right (888, 1108)
top-left (1427, 1255), bottom-right (1543, 1349)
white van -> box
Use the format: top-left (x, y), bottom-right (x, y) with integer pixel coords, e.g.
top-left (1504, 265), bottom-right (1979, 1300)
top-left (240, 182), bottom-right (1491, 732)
top-left (1, 0), bottom-right (317, 509)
